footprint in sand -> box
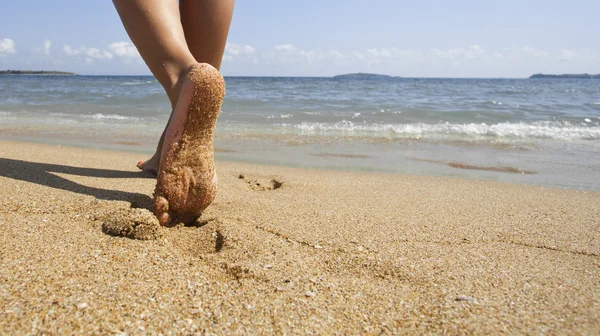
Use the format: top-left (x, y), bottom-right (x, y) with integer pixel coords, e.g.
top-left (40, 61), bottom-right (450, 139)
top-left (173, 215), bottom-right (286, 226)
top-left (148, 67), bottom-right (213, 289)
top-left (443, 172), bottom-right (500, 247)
top-left (102, 208), bottom-right (162, 240)
top-left (238, 173), bottom-right (284, 191)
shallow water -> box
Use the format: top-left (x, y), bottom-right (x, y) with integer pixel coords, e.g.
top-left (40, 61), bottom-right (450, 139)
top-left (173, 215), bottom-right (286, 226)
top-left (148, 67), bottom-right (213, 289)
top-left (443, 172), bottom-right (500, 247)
top-left (1, 75), bottom-right (599, 191)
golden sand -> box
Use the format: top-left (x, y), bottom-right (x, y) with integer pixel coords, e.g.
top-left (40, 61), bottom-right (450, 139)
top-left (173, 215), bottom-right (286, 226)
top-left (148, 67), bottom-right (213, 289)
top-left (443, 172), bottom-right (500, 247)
top-left (102, 208), bottom-right (161, 241)
top-left (0, 140), bottom-right (599, 334)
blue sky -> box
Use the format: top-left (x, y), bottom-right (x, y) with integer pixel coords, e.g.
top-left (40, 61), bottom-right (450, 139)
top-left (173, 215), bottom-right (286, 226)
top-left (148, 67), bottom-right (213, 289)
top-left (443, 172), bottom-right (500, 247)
top-left (1, 0), bottom-right (598, 77)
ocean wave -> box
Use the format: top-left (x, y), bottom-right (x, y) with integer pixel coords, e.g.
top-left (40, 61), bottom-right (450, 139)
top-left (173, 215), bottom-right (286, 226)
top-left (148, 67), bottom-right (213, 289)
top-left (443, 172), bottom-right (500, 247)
top-left (290, 120), bottom-right (600, 141)
top-left (0, 112), bottom-right (11, 116)
top-left (120, 81), bottom-right (153, 86)
top-left (88, 113), bottom-right (140, 121)
top-left (495, 89), bottom-right (524, 95)
top-left (267, 113), bottom-right (293, 119)
top-left (51, 112), bottom-right (140, 121)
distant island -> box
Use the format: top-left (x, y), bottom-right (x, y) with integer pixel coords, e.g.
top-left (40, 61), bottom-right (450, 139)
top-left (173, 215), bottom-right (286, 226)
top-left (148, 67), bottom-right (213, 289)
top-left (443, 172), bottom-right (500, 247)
top-left (0, 70), bottom-right (77, 76)
top-left (333, 73), bottom-right (395, 80)
top-left (530, 73), bottom-right (600, 79)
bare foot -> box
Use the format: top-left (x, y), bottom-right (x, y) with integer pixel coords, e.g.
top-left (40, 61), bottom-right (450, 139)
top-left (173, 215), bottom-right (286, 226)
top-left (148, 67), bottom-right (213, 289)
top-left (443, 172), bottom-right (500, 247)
top-left (153, 63), bottom-right (225, 226)
top-left (137, 153), bottom-right (160, 176)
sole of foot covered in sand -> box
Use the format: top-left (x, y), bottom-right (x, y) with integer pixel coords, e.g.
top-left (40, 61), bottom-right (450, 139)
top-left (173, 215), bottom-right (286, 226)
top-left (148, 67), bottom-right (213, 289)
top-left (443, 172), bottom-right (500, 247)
top-left (153, 63), bottom-right (225, 226)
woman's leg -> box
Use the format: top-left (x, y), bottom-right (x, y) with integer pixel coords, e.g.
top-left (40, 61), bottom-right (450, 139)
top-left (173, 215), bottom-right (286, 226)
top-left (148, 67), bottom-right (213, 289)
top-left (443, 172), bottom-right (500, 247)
top-left (180, 0), bottom-right (234, 70)
top-left (122, 0), bottom-right (235, 174)
top-left (113, 0), bottom-right (196, 105)
top-left (114, 0), bottom-right (196, 174)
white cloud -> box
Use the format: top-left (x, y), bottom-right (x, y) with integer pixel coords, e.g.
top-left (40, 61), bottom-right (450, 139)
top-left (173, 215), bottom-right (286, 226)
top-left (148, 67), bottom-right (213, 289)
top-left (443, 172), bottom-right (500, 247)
top-left (274, 44), bottom-right (295, 52)
top-left (220, 42), bottom-right (600, 77)
top-left (86, 47), bottom-right (113, 60)
top-left (366, 48), bottom-right (392, 58)
top-left (269, 44), bottom-right (308, 64)
top-left (560, 49), bottom-right (576, 61)
top-left (267, 44), bottom-right (347, 65)
top-left (225, 43), bottom-right (256, 56)
top-left (0, 38), bottom-right (16, 55)
top-left (352, 51), bottom-right (365, 60)
top-left (43, 40), bottom-right (52, 55)
top-left (63, 45), bottom-right (81, 56)
top-left (24, 40), bottom-right (598, 77)
top-left (63, 43), bottom-right (133, 62)
top-left (108, 42), bottom-right (140, 58)
top-left (223, 43), bottom-right (256, 62)
top-left (521, 46), bottom-right (549, 58)
top-left (432, 45), bottom-right (485, 60)
top-left (357, 48), bottom-right (422, 66)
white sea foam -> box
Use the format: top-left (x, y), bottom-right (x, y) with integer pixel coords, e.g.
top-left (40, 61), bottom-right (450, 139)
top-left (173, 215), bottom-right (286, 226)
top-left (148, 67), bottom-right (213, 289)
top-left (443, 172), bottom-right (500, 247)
top-left (121, 81), bottom-right (153, 86)
top-left (267, 113), bottom-right (293, 119)
top-left (291, 120), bottom-right (600, 141)
top-left (89, 113), bottom-right (139, 121)
top-left (52, 112), bottom-right (138, 120)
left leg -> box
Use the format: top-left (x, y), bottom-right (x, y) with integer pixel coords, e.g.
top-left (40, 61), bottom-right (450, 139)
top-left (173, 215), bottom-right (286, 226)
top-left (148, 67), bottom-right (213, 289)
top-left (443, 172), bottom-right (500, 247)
top-left (112, 0), bottom-right (197, 175)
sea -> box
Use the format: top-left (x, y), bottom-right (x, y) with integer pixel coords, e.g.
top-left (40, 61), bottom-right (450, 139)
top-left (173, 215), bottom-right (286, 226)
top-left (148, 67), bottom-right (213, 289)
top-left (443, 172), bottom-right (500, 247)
top-left (1, 75), bottom-right (599, 191)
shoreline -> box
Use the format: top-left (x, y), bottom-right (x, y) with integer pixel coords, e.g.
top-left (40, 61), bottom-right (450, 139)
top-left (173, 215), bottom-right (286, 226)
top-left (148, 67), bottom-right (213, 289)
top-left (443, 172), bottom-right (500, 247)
top-left (2, 132), bottom-right (599, 193)
top-left (1, 140), bottom-right (599, 333)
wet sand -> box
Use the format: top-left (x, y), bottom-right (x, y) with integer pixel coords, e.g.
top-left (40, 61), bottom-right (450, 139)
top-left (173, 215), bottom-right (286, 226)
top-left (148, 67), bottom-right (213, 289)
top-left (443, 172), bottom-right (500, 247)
top-left (0, 140), bottom-right (599, 334)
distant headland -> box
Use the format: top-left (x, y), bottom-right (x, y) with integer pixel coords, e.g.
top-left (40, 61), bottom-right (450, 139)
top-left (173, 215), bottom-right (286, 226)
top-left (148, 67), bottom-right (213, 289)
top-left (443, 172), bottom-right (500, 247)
top-left (0, 70), bottom-right (77, 76)
top-left (530, 73), bottom-right (600, 79)
top-left (333, 73), bottom-right (396, 80)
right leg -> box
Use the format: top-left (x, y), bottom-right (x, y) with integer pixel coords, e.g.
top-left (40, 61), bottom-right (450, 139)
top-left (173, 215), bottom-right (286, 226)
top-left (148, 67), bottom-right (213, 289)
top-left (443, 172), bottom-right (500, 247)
top-left (113, 0), bottom-right (196, 174)
top-left (180, 0), bottom-right (234, 70)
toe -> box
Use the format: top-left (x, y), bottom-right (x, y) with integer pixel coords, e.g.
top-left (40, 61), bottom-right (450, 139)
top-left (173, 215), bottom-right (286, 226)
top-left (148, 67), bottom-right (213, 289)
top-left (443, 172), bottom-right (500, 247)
top-left (138, 159), bottom-right (159, 176)
top-left (158, 212), bottom-right (171, 227)
top-left (153, 191), bottom-right (171, 226)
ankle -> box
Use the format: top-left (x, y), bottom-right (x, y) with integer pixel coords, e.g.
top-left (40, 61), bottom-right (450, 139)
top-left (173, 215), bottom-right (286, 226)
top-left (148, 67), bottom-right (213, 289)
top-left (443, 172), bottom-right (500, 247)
top-left (163, 62), bottom-right (197, 107)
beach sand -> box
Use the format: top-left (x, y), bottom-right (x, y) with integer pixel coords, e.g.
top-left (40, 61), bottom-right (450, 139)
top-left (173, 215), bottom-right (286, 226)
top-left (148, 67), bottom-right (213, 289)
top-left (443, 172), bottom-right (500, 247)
top-left (0, 140), bottom-right (598, 334)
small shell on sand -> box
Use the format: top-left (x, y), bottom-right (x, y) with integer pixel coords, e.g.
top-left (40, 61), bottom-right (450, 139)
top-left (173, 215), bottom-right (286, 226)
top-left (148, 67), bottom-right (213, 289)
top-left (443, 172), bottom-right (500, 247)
top-left (102, 208), bottom-right (161, 240)
top-left (305, 291), bottom-right (316, 297)
top-left (75, 302), bottom-right (88, 309)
